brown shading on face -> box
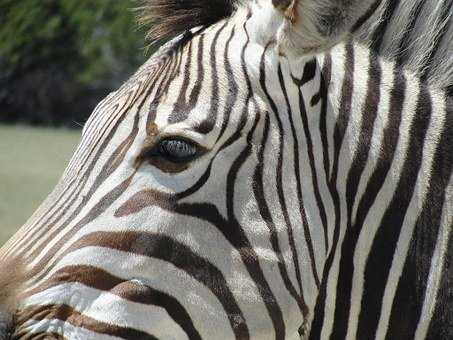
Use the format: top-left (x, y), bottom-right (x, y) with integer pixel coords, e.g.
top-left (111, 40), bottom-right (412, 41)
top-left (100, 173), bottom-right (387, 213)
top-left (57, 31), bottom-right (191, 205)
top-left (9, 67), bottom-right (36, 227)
top-left (0, 256), bottom-right (27, 337)
top-left (273, 0), bottom-right (299, 23)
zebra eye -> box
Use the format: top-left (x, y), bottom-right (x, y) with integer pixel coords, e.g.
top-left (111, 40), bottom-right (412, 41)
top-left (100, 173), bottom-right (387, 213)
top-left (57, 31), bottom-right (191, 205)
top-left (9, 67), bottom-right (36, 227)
top-left (156, 138), bottom-right (199, 163)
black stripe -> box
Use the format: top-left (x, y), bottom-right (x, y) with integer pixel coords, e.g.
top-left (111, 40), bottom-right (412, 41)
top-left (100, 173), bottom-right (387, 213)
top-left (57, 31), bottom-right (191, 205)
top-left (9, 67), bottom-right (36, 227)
top-left (259, 49), bottom-right (309, 321)
top-left (330, 49), bottom-right (382, 339)
top-left (296, 63), bottom-right (330, 255)
top-left (282, 63), bottom-right (320, 289)
top-left (357, 82), bottom-right (433, 339)
top-left (278, 63), bottom-right (312, 303)
top-left (309, 42), bottom-right (355, 340)
top-left (426, 219), bottom-right (453, 340)
top-left (216, 26), bottom-right (239, 143)
top-left (248, 114), bottom-right (289, 339)
top-left (425, 95), bottom-right (453, 340)
top-left (369, 0), bottom-right (401, 52)
top-left (151, 48), bottom-right (184, 112)
top-left (386, 94), bottom-right (452, 339)
top-left (292, 59), bottom-right (317, 87)
top-left (319, 55), bottom-right (332, 185)
top-left (351, 0), bottom-right (385, 33)
top-left (196, 21), bottom-right (229, 133)
top-left (336, 63), bottom-right (406, 337)
top-left (168, 39), bottom-right (194, 123)
top-left (132, 285), bottom-right (203, 340)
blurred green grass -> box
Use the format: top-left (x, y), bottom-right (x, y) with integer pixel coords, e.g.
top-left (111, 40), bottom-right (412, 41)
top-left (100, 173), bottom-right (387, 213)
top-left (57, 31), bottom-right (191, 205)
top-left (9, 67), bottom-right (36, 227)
top-left (0, 125), bottom-right (80, 246)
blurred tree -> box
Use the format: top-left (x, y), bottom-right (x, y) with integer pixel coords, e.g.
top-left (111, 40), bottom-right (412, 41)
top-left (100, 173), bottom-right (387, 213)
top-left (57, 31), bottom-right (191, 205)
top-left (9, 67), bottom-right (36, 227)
top-left (0, 0), bottom-right (148, 127)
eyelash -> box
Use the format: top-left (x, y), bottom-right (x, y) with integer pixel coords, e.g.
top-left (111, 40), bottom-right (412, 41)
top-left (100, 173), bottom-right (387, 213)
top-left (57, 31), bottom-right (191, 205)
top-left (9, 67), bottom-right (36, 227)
top-left (144, 138), bottom-right (200, 164)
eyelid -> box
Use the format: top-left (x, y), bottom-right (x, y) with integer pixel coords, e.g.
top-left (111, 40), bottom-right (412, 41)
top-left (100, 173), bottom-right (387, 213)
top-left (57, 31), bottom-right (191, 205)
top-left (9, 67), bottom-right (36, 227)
top-left (158, 125), bottom-right (212, 149)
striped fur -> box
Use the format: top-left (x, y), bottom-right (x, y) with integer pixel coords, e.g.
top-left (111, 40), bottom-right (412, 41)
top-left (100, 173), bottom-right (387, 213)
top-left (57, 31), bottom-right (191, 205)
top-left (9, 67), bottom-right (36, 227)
top-left (1, 0), bottom-right (451, 339)
top-left (356, 0), bottom-right (453, 90)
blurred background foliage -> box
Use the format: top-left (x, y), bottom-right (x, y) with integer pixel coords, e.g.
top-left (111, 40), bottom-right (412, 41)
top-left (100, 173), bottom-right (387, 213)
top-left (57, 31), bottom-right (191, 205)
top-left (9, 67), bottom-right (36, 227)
top-left (0, 0), bottom-right (149, 127)
top-left (0, 1), bottom-right (154, 241)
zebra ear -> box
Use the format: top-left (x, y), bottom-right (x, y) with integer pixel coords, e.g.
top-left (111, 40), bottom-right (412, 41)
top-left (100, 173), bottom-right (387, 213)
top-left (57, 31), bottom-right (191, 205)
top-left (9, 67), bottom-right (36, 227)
top-left (273, 0), bottom-right (381, 55)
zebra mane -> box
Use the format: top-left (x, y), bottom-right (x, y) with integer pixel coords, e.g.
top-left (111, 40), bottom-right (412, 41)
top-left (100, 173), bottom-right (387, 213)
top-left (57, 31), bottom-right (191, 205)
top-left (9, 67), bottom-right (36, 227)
top-left (356, 0), bottom-right (453, 91)
top-left (137, 0), bottom-right (237, 44)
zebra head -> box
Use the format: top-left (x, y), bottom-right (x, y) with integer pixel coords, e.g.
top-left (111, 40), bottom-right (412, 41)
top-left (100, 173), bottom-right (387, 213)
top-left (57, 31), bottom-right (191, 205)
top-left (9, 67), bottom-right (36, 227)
top-left (2, 0), bottom-right (452, 339)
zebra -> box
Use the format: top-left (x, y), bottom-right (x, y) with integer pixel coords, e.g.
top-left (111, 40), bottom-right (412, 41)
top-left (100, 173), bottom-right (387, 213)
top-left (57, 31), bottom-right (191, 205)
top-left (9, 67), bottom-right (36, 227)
top-left (0, 0), bottom-right (451, 338)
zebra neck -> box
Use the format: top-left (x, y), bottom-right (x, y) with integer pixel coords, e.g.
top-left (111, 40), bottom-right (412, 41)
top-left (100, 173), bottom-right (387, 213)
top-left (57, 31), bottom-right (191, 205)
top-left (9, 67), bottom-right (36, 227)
top-left (301, 39), bottom-right (452, 339)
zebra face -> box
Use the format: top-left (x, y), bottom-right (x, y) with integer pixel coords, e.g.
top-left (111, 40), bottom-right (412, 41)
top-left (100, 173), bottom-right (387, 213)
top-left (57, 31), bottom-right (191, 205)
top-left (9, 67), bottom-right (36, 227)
top-left (3, 0), bottom-right (452, 339)
top-left (1, 3), bottom-right (329, 338)
top-left (14, 11), bottom-right (310, 339)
